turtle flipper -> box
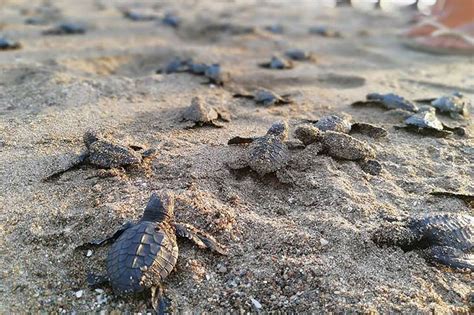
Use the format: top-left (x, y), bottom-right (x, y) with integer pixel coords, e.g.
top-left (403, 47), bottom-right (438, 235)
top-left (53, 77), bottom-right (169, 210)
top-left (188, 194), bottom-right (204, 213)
top-left (43, 153), bottom-right (87, 182)
top-left (151, 286), bottom-right (170, 315)
top-left (429, 246), bottom-right (474, 270)
top-left (228, 136), bottom-right (256, 145)
top-left (350, 122), bottom-right (388, 138)
top-left (175, 223), bottom-right (228, 255)
top-left (76, 222), bottom-right (133, 249)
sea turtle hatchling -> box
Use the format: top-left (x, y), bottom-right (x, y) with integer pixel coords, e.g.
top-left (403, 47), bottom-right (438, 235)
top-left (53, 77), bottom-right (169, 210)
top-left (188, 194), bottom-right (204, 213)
top-left (284, 49), bottom-right (315, 61)
top-left (44, 130), bottom-right (156, 181)
top-left (309, 26), bottom-right (342, 38)
top-left (415, 92), bottom-right (470, 119)
top-left (259, 56), bottom-right (294, 70)
top-left (294, 125), bottom-right (381, 175)
top-left (233, 88), bottom-right (292, 106)
top-left (204, 63), bottom-right (230, 86)
top-left (0, 38), bottom-right (21, 50)
top-left (373, 213), bottom-right (473, 270)
top-left (305, 114), bottom-right (388, 139)
top-left (162, 12), bottom-right (181, 28)
top-left (43, 22), bottom-right (87, 35)
top-left (227, 121), bottom-right (294, 177)
top-left (352, 93), bottom-right (419, 112)
top-left (181, 96), bottom-right (230, 128)
top-left (78, 192), bottom-right (227, 313)
top-left (394, 107), bottom-right (465, 137)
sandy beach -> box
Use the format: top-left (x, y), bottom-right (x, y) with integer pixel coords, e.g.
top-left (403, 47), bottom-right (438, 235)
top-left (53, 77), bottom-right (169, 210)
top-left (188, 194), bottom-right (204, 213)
top-left (1, 0), bottom-right (473, 313)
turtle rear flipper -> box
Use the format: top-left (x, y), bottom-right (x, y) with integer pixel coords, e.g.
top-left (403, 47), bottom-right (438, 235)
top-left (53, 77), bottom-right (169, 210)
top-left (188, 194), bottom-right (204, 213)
top-left (76, 222), bottom-right (133, 249)
top-left (151, 286), bottom-right (170, 315)
top-left (394, 125), bottom-right (452, 138)
top-left (351, 100), bottom-right (385, 108)
top-left (233, 93), bottom-right (254, 99)
top-left (228, 136), bottom-right (256, 145)
top-left (429, 246), bottom-right (474, 270)
top-left (414, 97), bottom-right (436, 104)
top-left (175, 223), bottom-right (228, 255)
top-left (351, 122), bottom-right (388, 138)
top-left (43, 153), bottom-right (88, 182)
top-left (441, 123), bottom-right (466, 136)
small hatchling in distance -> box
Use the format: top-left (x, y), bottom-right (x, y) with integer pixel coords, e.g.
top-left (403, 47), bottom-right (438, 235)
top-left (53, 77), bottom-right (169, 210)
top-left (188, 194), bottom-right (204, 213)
top-left (156, 58), bottom-right (191, 74)
top-left (259, 55), bottom-right (294, 70)
top-left (44, 130), bottom-right (156, 180)
top-left (227, 121), bottom-right (295, 177)
top-left (181, 96), bottom-right (230, 128)
top-left (395, 107), bottom-right (465, 137)
top-left (204, 63), bottom-right (230, 86)
top-left (43, 22), bottom-right (87, 35)
top-left (373, 213), bottom-right (473, 270)
top-left (352, 93), bottom-right (419, 112)
top-left (162, 12), bottom-right (181, 28)
top-left (309, 26), bottom-right (342, 38)
top-left (233, 88), bottom-right (292, 106)
top-left (415, 92), bottom-right (470, 119)
top-left (0, 38), bottom-right (21, 50)
top-left (77, 192), bottom-right (228, 313)
top-left (284, 49), bottom-right (315, 62)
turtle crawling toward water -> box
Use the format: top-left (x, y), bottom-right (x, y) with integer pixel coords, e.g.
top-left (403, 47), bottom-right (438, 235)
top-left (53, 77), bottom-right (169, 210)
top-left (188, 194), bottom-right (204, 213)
top-left (395, 107), bottom-right (465, 137)
top-left (373, 213), bottom-right (473, 270)
top-left (0, 38), bottom-right (21, 50)
top-left (352, 93), bottom-right (418, 112)
top-left (284, 49), bottom-right (315, 62)
top-left (259, 56), bottom-right (294, 70)
top-left (181, 96), bottom-right (230, 128)
top-left (308, 114), bottom-right (388, 139)
top-left (415, 92), bottom-right (470, 119)
top-left (44, 130), bottom-right (156, 181)
top-left (43, 22), bottom-right (87, 35)
top-left (233, 88), bottom-right (292, 106)
top-left (294, 123), bottom-right (381, 175)
top-left (78, 192), bottom-right (227, 313)
top-left (227, 121), bottom-right (295, 178)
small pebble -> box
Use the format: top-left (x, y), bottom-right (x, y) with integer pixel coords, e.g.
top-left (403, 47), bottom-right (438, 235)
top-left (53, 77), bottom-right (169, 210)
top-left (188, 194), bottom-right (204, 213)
top-left (320, 238), bottom-right (329, 246)
top-left (86, 250), bottom-right (93, 257)
top-left (75, 290), bottom-right (83, 298)
top-left (251, 298), bottom-right (262, 310)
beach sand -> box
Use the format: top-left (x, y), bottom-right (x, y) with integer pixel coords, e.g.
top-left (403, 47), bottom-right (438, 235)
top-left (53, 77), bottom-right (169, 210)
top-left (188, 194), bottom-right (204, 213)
top-left (1, 0), bottom-right (473, 313)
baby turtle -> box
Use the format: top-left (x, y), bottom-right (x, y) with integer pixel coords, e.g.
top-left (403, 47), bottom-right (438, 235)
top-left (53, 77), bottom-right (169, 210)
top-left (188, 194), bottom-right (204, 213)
top-left (395, 107), bottom-right (464, 137)
top-left (284, 49), bottom-right (315, 61)
top-left (416, 92), bottom-right (470, 119)
top-left (227, 121), bottom-right (292, 177)
top-left (44, 130), bottom-right (156, 181)
top-left (233, 88), bottom-right (292, 106)
top-left (162, 12), bottom-right (181, 28)
top-left (204, 64), bottom-right (229, 86)
top-left (264, 24), bottom-right (284, 34)
top-left (352, 93), bottom-right (418, 112)
top-left (294, 125), bottom-right (381, 175)
top-left (181, 96), bottom-right (230, 128)
top-left (0, 38), bottom-right (21, 50)
top-left (122, 9), bottom-right (158, 21)
top-left (306, 114), bottom-right (387, 139)
top-left (78, 192), bottom-right (227, 313)
top-left (309, 26), bottom-right (342, 38)
top-left (259, 56), bottom-right (294, 70)
top-left (156, 58), bottom-right (191, 74)
top-left (373, 213), bottom-right (473, 270)
top-left (43, 22), bottom-right (87, 35)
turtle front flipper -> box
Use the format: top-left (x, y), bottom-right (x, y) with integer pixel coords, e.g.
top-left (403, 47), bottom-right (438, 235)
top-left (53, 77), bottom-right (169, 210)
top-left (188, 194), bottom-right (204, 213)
top-left (151, 286), bottom-right (171, 315)
top-left (350, 122), bottom-right (388, 139)
top-left (228, 136), bottom-right (256, 145)
top-left (76, 222), bottom-right (133, 249)
top-left (428, 246), bottom-right (474, 270)
top-left (175, 223), bottom-right (228, 255)
top-left (43, 153), bottom-right (88, 182)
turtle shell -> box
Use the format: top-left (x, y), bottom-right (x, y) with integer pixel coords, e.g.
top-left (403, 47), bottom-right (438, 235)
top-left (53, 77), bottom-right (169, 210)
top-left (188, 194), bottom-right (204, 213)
top-left (315, 115), bottom-right (351, 133)
top-left (87, 140), bottom-right (142, 168)
top-left (366, 93), bottom-right (418, 112)
top-left (408, 214), bottom-right (473, 251)
top-left (246, 136), bottom-right (289, 175)
top-left (106, 222), bottom-right (179, 294)
top-left (405, 109), bottom-right (443, 131)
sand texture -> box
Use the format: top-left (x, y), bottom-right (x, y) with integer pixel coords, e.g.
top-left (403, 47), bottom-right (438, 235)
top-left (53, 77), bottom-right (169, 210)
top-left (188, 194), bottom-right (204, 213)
top-left (1, 0), bottom-right (473, 313)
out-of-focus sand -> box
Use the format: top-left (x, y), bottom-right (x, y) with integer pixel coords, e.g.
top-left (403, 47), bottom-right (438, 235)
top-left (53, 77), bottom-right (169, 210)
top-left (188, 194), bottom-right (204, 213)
top-left (1, 0), bottom-right (473, 313)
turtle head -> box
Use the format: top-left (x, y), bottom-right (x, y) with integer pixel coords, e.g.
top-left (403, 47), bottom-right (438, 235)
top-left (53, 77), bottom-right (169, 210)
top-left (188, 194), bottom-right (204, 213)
top-left (266, 121), bottom-right (289, 140)
top-left (141, 192), bottom-right (175, 223)
top-left (83, 129), bottom-right (100, 148)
